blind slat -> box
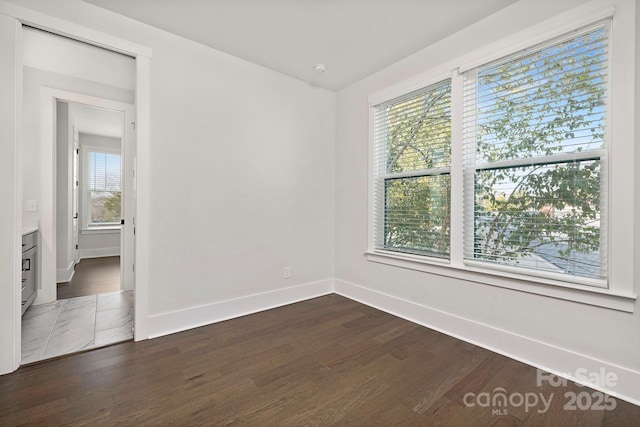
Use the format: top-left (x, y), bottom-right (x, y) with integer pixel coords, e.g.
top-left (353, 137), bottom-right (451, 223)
top-left (88, 150), bottom-right (122, 225)
top-left (373, 80), bottom-right (452, 258)
top-left (462, 24), bottom-right (609, 282)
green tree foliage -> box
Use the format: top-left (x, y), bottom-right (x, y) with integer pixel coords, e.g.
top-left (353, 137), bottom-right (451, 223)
top-left (382, 83), bottom-right (451, 257)
top-left (381, 28), bottom-right (606, 278)
top-left (91, 191), bottom-right (121, 224)
top-left (473, 29), bottom-right (606, 277)
top-left (103, 192), bottom-right (121, 223)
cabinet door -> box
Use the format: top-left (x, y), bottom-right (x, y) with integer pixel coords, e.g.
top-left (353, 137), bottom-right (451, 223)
top-left (21, 247), bottom-right (36, 314)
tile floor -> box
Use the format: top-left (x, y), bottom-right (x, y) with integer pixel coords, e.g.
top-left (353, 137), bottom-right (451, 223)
top-left (21, 291), bottom-right (134, 364)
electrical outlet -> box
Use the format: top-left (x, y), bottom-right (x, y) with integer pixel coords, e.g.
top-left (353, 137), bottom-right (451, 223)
top-left (284, 267), bottom-right (291, 279)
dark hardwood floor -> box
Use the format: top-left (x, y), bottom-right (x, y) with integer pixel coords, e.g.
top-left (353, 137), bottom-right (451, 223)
top-left (1, 294), bottom-right (638, 425)
top-left (57, 256), bottom-right (121, 299)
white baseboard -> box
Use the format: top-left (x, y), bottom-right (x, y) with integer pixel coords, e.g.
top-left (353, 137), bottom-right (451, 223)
top-left (56, 260), bottom-right (75, 283)
top-left (79, 247), bottom-right (120, 259)
top-left (334, 278), bottom-right (640, 406)
top-left (146, 278), bottom-right (334, 339)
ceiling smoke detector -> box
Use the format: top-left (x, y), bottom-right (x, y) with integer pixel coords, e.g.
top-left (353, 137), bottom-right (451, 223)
top-left (313, 63), bottom-right (326, 73)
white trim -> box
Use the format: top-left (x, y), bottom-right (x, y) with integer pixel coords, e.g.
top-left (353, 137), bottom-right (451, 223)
top-left (449, 70), bottom-right (464, 267)
top-left (365, 251), bottom-right (635, 312)
top-left (82, 227), bottom-right (121, 234)
top-left (81, 143), bottom-right (121, 155)
top-left (146, 279), bottom-right (335, 339)
top-left (0, 13), bottom-right (23, 376)
top-left (334, 278), bottom-right (640, 406)
top-left (0, 1), bottom-right (151, 58)
top-left (606, 0), bottom-right (636, 304)
top-left (133, 55), bottom-right (151, 341)
top-left (463, 259), bottom-right (607, 289)
top-left (56, 259), bottom-right (75, 283)
top-left (472, 151), bottom-right (605, 172)
top-left (367, 107), bottom-right (376, 254)
top-left (380, 166), bottom-right (451, 180)
top-left (458, 3), bottom-right (614, 73)
top-left (79, 246), bottom-right (120, 259)
top-left (368, 69), bottom-right (452, 109)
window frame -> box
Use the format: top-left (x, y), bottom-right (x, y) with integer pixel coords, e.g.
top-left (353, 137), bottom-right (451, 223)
top-left (366, 3), bottom-right (636, 312)
top-left (373, 79), bottom-right (453, 260)
top-left (461, 22), bottom-right (610, 288)
top-left (81, 145), bottom-right (123, 231)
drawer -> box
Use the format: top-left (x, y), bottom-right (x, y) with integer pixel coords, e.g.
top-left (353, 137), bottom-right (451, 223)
top-left (22, 232), bottom-right (36, 252)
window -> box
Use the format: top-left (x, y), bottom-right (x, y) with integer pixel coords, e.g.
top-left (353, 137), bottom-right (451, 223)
top-left (370, 20), bottom-right (615, 289)
top-left (373, 81), bottom-right (452, 259)
top-left (86, 149), bottom-right (122, 227)
top-left (463, 24), bottom-right (608, 285)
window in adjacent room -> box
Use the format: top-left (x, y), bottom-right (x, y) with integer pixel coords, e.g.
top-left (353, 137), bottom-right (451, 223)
top-left (86, 149), bottom-right (122, 227)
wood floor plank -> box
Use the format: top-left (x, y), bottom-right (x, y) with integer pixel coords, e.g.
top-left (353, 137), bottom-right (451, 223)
top-left (56, 256), bottom-right (120, 299)
top-left (1, 294), bottom-right (638, 426)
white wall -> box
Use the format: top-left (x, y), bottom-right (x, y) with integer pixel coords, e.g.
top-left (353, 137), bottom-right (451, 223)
top-left (79, 132), bottom-right (120, 151)
top-left (0, 11), bottom-right (21, 376)
top-left (78, 232), bottom-right (120, 259)
top-left (139, 24), bottom-right (336, 321)
top-left (55, 101), bottom-right (74, 282)
top-left (335, 0), bottom-right (640, 403)
top-left (2, 0), bottom-right (336, 341)
top-left (22, 26), bottom-right (135, 91)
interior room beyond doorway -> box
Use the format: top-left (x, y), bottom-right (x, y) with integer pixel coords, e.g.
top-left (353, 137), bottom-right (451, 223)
top-left (57, 256), bottom-right (121, 299)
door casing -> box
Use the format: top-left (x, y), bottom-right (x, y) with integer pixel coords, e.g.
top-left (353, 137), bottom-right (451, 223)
top-left (38, 90), bottom-right (136, 306)
top-left (0, 0), bottom-right (152, 375)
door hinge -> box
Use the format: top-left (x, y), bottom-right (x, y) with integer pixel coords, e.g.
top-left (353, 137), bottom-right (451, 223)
top-left (131, 121), bottom-right (136, 130)
top-left (133, 264), bottom-right (135, 273)
top-left (76, 148), bottom-right (79, 155)
top-left (121, 219), bottom-right (125, 225)
top-left (75, 244), bottom-right (78, 250)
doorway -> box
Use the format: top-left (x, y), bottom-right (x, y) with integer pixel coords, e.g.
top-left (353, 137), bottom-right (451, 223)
top-left (0, 7), bottom-right (151, 376)
top-left (20, 27), bottom-right (137, 364)
top-left (21, 95), bottom-right (136, 364)
top-left (55, 101), bottom-right (131, 297)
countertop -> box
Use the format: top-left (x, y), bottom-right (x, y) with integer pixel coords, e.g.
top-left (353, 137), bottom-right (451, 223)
top-left (22, 226), bottom-right (38, 236)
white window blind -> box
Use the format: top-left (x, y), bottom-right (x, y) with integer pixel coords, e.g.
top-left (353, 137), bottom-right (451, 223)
top-left (462, 22), bottom-right (609, 284)
top-left (88, 150), bottom-right (122, 226)
top-left (373, 80), bottom-right (452, 259)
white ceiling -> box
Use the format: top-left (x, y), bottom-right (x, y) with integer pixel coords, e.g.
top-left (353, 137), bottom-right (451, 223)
top-left (69, 102), bottom-right (124, 139)
top-left (82, 0), bottom-right (517, 91)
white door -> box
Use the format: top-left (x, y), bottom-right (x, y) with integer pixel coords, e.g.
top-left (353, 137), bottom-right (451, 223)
top-left (121, 106), bottom-right (136, 291)
top-left (72, 127), bottom-right (80, 264)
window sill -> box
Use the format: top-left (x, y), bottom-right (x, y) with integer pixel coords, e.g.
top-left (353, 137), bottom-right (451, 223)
top-left (82, 226), bottom-right (121, 235)
top-left (365, 250), bottom-right (636, 313)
